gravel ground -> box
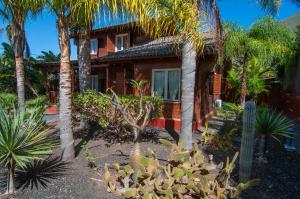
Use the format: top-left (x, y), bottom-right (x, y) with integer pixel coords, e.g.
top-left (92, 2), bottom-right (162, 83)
top-left (11, 128), bottom-right (175, 199)
top-left (1, 115), bottom-right (299, 199)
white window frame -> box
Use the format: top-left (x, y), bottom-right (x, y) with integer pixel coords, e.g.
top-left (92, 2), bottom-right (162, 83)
top-left (90, 75), bottom-right (99, 91)
top-left (152, 68), bottom-right (181, 102)
top-left (90, 38), bottom-right (98, 55)
top-left (115, 33), bottom-right (129, 52)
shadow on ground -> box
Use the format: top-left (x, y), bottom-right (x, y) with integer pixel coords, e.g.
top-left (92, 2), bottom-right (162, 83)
top-left (14, 155), bottom-right (68, 191)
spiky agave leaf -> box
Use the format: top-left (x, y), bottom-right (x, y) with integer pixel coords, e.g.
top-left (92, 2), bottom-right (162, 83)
top-left (256, 107), bottom-right (295, 141)
top-left (0, 107), bottom-right (58, 169)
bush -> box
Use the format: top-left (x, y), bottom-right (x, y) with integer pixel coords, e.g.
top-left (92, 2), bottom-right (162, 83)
top-left (0, 93), bottom-right (17, 110)
top-left (73, 90), bottom-right (163, 138)
top-left (25, 95), bottom-right (48, 110)
top-left (104, 140), bottom-right (258, 198)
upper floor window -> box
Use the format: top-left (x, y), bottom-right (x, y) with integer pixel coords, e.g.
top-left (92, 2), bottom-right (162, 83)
top-left (115, 33), bottom-right (129, 51)
top-left (90, 38), bottom-right (98, 55)
top-left (152, 69), bottom-right (181, 101)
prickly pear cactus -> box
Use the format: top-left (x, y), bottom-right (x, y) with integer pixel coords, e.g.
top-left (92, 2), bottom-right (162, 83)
top-left (104, 139), bottom-right (258, 198)
top-left (239, 101), bottom-right (256, 182)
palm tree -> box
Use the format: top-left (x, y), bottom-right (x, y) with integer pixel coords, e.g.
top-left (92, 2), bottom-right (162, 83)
top-left (0, 0), bottom-right (42, 110)
top-left (224, 27), bottom-right (264, 107)
top-left (37, 50), bottom-right (61, 62)
top-left (42, 0), bottom-right (77, 162)
top-left (224, 18), bottom-right (294, 106)
top-left (258, 0), bottom-right (300, 15)
top-left (0, 107), bottom-right (57, 194)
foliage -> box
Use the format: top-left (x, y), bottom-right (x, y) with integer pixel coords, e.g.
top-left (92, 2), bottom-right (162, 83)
top-left (37, 51), bottom-right (60, 62)
top-left (0, 107), bottom-right (58, 168)
top-left (81, 142), bottom-right (97, 169)
top-left (224, 18), bottom-right (295, 101)
top-left (104, 139), bottom-right (258, 198)
top-left (199, 123), bottom-right (236, 153)
top-left (258, 0), bottom-right (300, 15)
top-left (0, 106), bottom-right (58, 193)
top-left (220, 102), bottom-right (242, 121)
top-left (73, 89), bottom-right (163, 139)
top-left (256, 107), bottom-right (294, 141)
top-left (25, 95), bottom-right (48, 110)
top-left (226, 58), bottom-right (273, 101)
top-left (0, 93), bottom-right (18, 110)
top-left (0, 42), bottom-right (46, 96)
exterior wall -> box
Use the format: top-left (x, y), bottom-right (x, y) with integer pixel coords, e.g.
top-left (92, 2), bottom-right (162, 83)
top-left (77, 26), bottom-right (149, 59)
top-left (261, 83), bottom-right (300, 122)
top-left (133, 58), bottom-right (181, 119)
top-left (133, 56), bottom-right (216, 130)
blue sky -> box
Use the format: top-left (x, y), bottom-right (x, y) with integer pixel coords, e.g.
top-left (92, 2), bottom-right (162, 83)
top-left (0, 0), bottom-right (299, 60)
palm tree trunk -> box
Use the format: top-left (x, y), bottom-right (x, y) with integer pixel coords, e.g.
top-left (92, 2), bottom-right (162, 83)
top-left (57, 15), bottom-right (75, 161)
top-left (180, 42), bottom-right (197, 150)
top-left (78, 27), bottom-right (91, 93)
top-left (15, 56), bottom-right (25, 110)
top-left (210, 0), bottom-right (223, 67)
top-left (78, 27), bottom-right (91, 129)
top-left (240, 52), bottom-right (249, 107)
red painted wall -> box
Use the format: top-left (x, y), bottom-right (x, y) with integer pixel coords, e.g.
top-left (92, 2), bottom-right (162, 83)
top-left (263, 83), bottom-right (300, 122)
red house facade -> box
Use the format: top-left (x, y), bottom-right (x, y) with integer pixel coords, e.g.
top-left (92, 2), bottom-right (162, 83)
top-left (41, 23), bottom-right (221, 130)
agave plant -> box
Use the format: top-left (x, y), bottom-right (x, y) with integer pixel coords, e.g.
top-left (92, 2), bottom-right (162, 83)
top-left (256, 107), bottom-right (294, 155)
top-left (0, 107), bottom-right (58, 195)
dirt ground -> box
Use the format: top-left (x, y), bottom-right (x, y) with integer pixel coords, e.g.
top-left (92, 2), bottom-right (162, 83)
top-left (12, 128), bottom-right (175, 199)
top-left (2, 116), bottom-right (299, 199)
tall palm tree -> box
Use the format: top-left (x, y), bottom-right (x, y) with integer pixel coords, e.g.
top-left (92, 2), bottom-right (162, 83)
top-left (224, 18), bottom-right (294, 106)
top-left (0, 0), bottom-right (42, 110)
top-left (43, 0), bottom-right (77, 161)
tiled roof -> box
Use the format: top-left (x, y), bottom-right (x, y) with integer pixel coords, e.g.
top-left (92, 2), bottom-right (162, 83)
top-left (103, 33), bottom-right (216, 61)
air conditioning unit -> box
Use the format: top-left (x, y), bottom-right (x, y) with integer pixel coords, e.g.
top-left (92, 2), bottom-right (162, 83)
top-left (214, 99), bottom-right (222, 109)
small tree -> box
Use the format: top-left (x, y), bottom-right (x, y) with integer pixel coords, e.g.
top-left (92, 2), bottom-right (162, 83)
top-left (0, 107), bottom-right (58, 195)
top-left (101, 80), bottom-right (162, 174)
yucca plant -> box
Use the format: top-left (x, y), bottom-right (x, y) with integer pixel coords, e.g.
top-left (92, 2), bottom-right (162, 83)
top-left (256, 107), bottom-right (294, 155)
top-left (0, 107), bottom-right (58, 195)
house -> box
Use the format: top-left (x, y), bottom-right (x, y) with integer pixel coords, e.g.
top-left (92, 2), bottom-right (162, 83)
top-left (40, 23), bottom-right (221, 130)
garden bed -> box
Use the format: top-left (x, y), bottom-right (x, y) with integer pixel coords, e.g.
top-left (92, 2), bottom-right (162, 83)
top-left (2, 118), bottom-right (299, 199)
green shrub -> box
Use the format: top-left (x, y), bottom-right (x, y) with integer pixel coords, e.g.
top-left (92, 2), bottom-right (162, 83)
top-left (0, 93), bottom-right (17, 110)
top-left (73, 90), bottom-right (163, 137)
top-left (104, 140), bottom-right (258, 198)
top-left (25, 95), bottom-right (48, 110)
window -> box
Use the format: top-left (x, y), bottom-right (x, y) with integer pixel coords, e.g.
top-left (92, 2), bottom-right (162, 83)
top-left (90, 75), bottom-right (99, 91)
top-left (115, 33), bottom-right (129, 51)
top-left (90, 39), bottom-right (98, 55)
top-left (152, 69), bottom-right (181, 101)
